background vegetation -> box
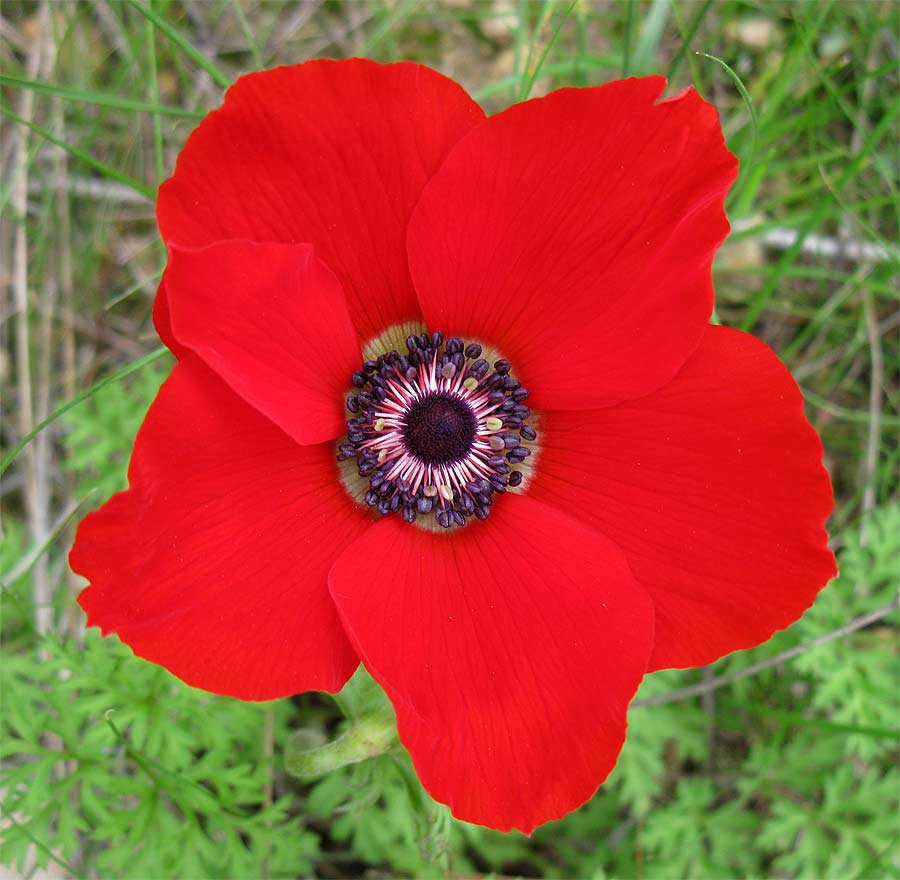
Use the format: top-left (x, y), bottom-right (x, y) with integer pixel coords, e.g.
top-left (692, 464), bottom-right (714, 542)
top-left (2, 1), bottom-right (898, 878)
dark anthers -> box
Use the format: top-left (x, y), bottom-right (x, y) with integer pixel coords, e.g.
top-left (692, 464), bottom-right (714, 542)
top-left (337, 332), bottom-right (537, 529)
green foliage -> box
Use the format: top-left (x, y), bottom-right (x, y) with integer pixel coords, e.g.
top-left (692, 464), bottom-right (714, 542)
top-left (1, 632), bottom-right (319, 879)
top-left (6, 356), bottom-right (319, 879)
top-left (753, 744), bottom-right (899, 879)
top-left (0, 632), bottom-right (318, 877)
top-left (612, 669), bottom-right (709, 816)
top-left (308, 756), bottom-right (449, 875)
top-left (642, 779), bottom-right (760, 879)
top-left (794, 504), bottom-right (900, 760)
top-left (61, 359), bottom-right (170, 501)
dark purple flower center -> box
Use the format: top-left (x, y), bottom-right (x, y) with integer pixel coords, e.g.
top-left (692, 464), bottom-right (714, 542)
top-left (403, 392), bottom-right (477, 464)
top-left (338, 331), bottom-right (537, 529)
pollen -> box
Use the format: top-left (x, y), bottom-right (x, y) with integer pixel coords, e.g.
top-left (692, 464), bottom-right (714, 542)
top-left (337, 331), bottom-right (539, 529)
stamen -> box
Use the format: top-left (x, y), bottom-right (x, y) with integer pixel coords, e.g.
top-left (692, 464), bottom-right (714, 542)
top-left (338, 331), bottom-right (539, 529)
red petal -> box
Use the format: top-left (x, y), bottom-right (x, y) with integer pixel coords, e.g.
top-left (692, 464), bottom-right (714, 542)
top-left (166, 240), bottom-right (360, 446)
top-left (408, 77), bottom-right (738, 410)
top-left (151, 278), bottom-right (186, 358)
top-left (158, 59), bottom-right (485, 342)
top-left (529, 326), bottom-right (837, 670)
top-left (70, 356), bottom-right (369, 699)
top-left (328, 495), bottom-right (654, 832)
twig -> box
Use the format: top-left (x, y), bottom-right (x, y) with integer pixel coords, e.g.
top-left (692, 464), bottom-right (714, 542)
top-left (309, 1), bottom-right (374, 55)
top-left (26, 177), bottom-right (152, 205)
top-left (702, 667), bottom-right (716, 773)
top-left (53, 88), bottom-right (83, 644)
top-left (29, 299), bottom-right (149, 358)
top-left (794, 311), bottom-right (900, 381)
top-left (11, 1), bottom-right (53, 638)
top-left (0, 15), bottom-right (28, 54)
top-left (262, 1), bottom-right (322, 60)
top-left (732, 218), bottom-right (898, 265)
top-left (0, 809), bottom-right (83, 880)
top-left (632, 598), bottom-right (900, 709)
top-left (93, 0), bottom-right (138, 70)
top-left (0, 346), bottom-right (168, 479)
top-left (262, 709), bottom-right (275, 880)
top-left (0, 493), bottom-right (93, 588)
top-left (850, 46), bottom-right (886, 546)
top-left (860, 289), bottom-right (885, 544)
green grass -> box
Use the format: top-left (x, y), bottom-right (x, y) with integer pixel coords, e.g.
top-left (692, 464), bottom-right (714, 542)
top-left (2, 1), bottom-right (898, 878)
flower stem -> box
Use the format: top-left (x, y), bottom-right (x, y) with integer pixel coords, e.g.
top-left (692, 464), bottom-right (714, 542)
top-left (284, 712), bottom-right (398, 779)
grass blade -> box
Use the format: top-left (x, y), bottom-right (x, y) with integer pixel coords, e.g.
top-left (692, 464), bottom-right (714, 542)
top-left (1, 347), bottom-right (170, 479)
top-left (0, 74), bottom-right (204, 118)
top-left (125, 0), bottom-right (231, 90)
top-left (0, 105), bottom-right (154, 199)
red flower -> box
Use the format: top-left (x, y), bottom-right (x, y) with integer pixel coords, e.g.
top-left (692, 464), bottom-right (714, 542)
top-left (70, 59), bottom-right (836, 833)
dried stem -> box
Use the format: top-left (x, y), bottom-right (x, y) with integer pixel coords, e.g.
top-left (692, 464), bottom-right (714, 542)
top-left (793, 312), bottom-right (899, 381)
top-left (860, 288), bottom-right (885, 543)
top-left (262, 708), bottom-right (274, 880)
top-left (11, 1), bottom-right (53, 637)
top-left (632, 598), bottom-right (900, 709)
top-left (852, 42), bottom-right (885, 545)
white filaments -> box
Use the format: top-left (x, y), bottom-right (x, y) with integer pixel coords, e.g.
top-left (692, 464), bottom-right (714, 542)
top-left (366, 357), bottom-right (500, 495)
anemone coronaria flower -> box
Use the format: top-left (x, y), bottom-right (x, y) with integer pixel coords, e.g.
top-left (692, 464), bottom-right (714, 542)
top-left (70, 59), bottom-right (836, 833)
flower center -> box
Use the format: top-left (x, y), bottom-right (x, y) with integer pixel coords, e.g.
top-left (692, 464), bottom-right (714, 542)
top-left (338, 331), bottom-right (538, 529)
top-left (403, 392), bottom-right (476, 464)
